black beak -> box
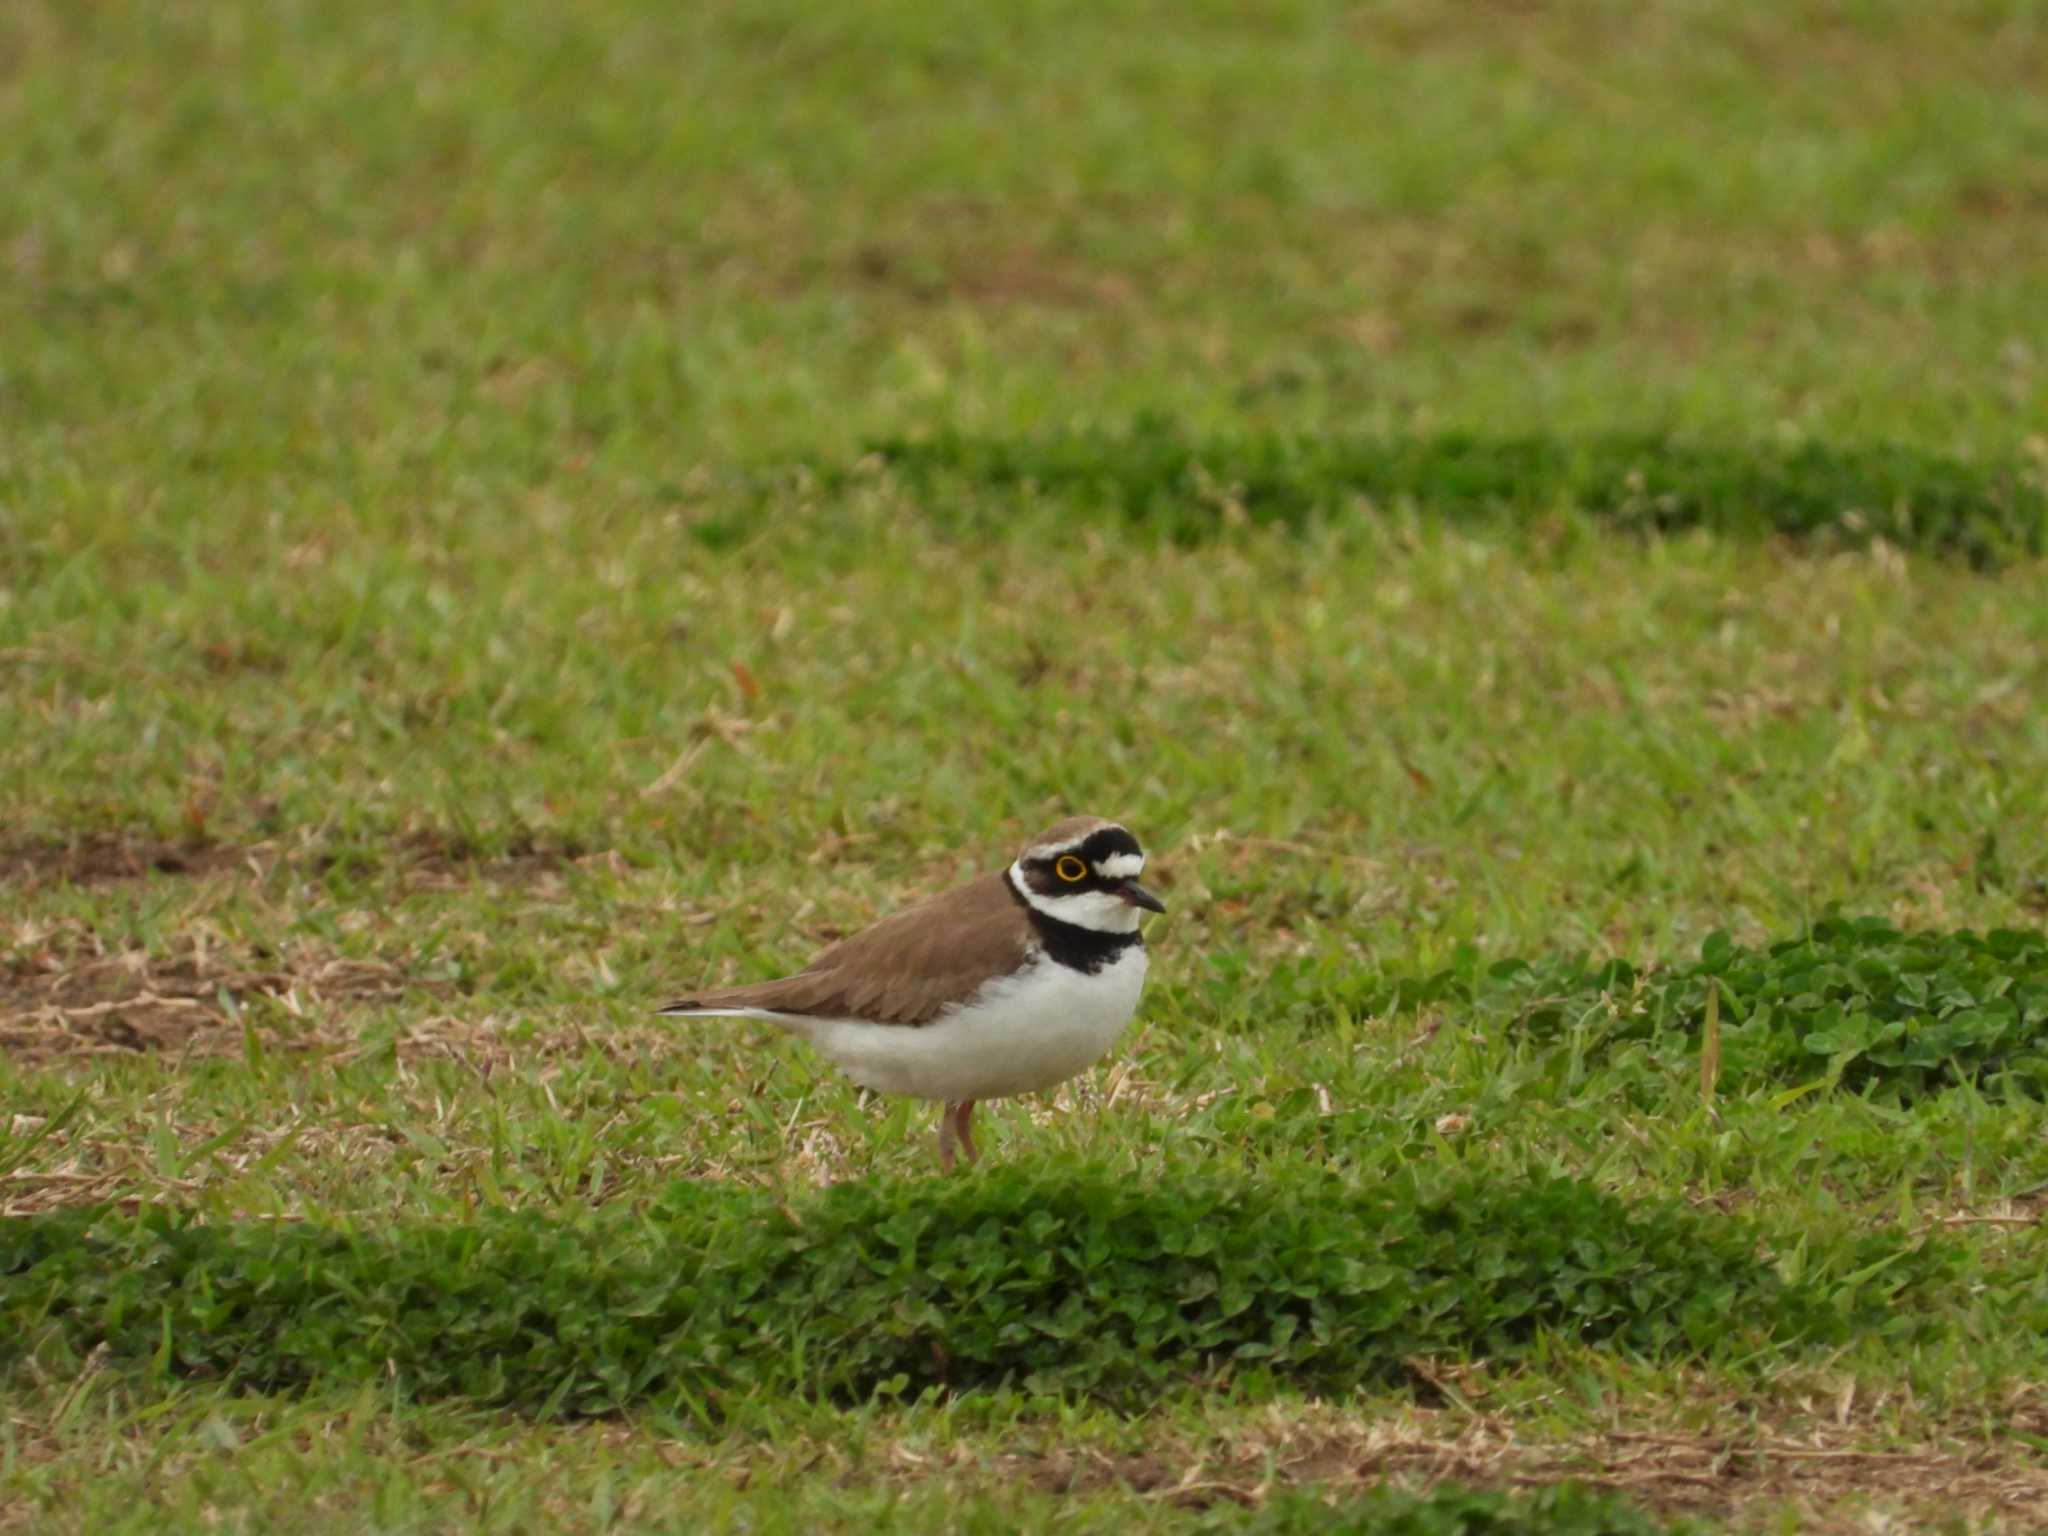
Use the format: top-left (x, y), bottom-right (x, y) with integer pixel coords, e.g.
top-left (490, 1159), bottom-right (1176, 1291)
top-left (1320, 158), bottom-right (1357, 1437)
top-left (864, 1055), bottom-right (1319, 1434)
top-left (1120, 878), bottom-right (1166, 914)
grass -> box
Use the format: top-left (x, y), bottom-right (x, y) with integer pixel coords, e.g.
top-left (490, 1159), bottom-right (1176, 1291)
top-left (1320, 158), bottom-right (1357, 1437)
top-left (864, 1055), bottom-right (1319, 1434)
top-left (7, 0), bottom-right (2048, 1530)
top-left (1353, 916), bottom-right (2048, 1098)
top-left (8, 1169), bottom-right (1952, 1414)
top-left (856, 425), bottom-right (2048, 560)
top-left (5, 1375), bottom-right (1750, 1535)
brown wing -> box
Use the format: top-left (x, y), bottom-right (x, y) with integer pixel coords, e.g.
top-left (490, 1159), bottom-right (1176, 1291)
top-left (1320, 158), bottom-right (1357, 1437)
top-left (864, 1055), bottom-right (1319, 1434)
top-left (659, 872), bottom-right (1034, 1026)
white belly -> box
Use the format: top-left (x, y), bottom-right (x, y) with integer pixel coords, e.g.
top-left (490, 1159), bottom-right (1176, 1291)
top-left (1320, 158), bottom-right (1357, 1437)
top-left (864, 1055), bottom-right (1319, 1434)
top-left (787, 947), bottom-right (1148, 1102)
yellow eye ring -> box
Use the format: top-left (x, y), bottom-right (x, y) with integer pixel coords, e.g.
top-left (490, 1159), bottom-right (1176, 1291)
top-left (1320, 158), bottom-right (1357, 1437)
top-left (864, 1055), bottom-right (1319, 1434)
top-left (1054, 855), bottom-right (1088, 882)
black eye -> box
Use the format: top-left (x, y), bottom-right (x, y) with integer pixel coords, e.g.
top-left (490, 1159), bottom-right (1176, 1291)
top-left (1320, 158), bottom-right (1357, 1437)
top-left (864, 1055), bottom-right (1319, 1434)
top-left (1054, 855), bottom-right (1087, 882)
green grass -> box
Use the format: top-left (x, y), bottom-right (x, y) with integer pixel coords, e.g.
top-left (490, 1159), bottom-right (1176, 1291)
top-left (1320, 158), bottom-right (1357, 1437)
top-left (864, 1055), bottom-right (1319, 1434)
top-left (7, 0), bottom-right (2048, 1531)
top-left (1355, 916), bottom-right (2048, 1098)
top-left (857, 425), bottom-right (2048, 560)
top-left (1223, 1486), bottom-right (1686, 1536)
top-left (7, 1169), bottom-right (1953, 1414)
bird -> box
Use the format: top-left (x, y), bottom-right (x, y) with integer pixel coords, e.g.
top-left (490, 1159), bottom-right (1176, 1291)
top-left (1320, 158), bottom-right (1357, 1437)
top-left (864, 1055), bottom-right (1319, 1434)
top-left (656, 816), bottom-right (1165, 1170)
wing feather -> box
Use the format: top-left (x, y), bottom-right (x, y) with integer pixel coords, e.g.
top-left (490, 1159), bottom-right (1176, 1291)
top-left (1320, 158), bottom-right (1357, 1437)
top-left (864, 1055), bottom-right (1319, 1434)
top-left (657, 873), bottom-right (1033, 1026)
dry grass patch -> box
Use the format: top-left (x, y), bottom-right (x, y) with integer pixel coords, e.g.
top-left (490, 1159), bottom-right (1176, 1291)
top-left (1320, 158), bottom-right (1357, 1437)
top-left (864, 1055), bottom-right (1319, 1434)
top-left (10, 1376), bottom-right (2045, 1534)
top-left (0, 829), bottom-right (600, 897)
top-left (0, 924), bottom-right (411, 1064)
top-left (871, 1396), bottom-right (2048, 1533)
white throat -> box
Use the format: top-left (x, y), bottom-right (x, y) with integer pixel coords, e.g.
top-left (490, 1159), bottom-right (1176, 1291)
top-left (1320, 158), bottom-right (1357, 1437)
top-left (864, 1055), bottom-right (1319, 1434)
top-left (1007, 862), bottom-right (1144, 935)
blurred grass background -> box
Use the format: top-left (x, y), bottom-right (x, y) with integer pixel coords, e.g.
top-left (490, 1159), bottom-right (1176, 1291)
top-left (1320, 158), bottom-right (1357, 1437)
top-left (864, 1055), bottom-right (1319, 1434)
top-left (5, 3), bottom-right (2048, 1531)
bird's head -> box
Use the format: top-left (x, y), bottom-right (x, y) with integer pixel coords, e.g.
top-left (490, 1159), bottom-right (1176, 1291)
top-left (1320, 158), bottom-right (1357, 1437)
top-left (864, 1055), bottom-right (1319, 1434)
top-left (1008, 816), bottom-right (1165, 933)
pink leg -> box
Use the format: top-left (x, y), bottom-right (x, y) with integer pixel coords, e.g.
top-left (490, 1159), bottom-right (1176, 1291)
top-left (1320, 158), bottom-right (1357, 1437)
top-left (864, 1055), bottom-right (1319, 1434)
top-left (936, 1100), bottom-right (980, 1171)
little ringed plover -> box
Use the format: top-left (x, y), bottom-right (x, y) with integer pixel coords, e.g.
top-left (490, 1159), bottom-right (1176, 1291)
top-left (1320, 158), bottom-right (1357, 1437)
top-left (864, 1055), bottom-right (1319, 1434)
top-left (657, 816), bottom-right (1164, 1169)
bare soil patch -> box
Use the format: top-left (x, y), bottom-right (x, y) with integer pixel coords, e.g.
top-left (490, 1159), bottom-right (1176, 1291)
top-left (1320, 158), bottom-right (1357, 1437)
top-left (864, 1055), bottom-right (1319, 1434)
top-left (827, 240), bottom-right (1133, 310)
top-left (0, 837), bottom-right (263, 889)
top-left (374, 828), bottom-right (599, 890)
top-left (2, 829), bottom-right (594, 894)
top-left (0, 933), bottom-right (410, 1063)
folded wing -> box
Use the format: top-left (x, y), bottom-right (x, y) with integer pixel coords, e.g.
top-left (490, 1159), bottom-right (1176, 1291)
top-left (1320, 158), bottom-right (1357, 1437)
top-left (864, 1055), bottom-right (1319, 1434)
top-left (656, 873), bottom-right (1034, 1027)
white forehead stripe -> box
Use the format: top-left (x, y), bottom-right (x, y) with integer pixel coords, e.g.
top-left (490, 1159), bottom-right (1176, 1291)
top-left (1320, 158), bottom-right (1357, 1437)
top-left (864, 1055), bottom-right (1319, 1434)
top-left (1095, 853), bottom-right (1144, 878)
top-left (1023, 826), bottom-right (1136, 863)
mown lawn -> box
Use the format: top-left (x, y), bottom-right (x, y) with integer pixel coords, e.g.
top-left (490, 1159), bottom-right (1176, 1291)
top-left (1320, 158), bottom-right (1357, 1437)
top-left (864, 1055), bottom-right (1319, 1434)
top-left (5, 1), bottom-right (2048, 1531)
